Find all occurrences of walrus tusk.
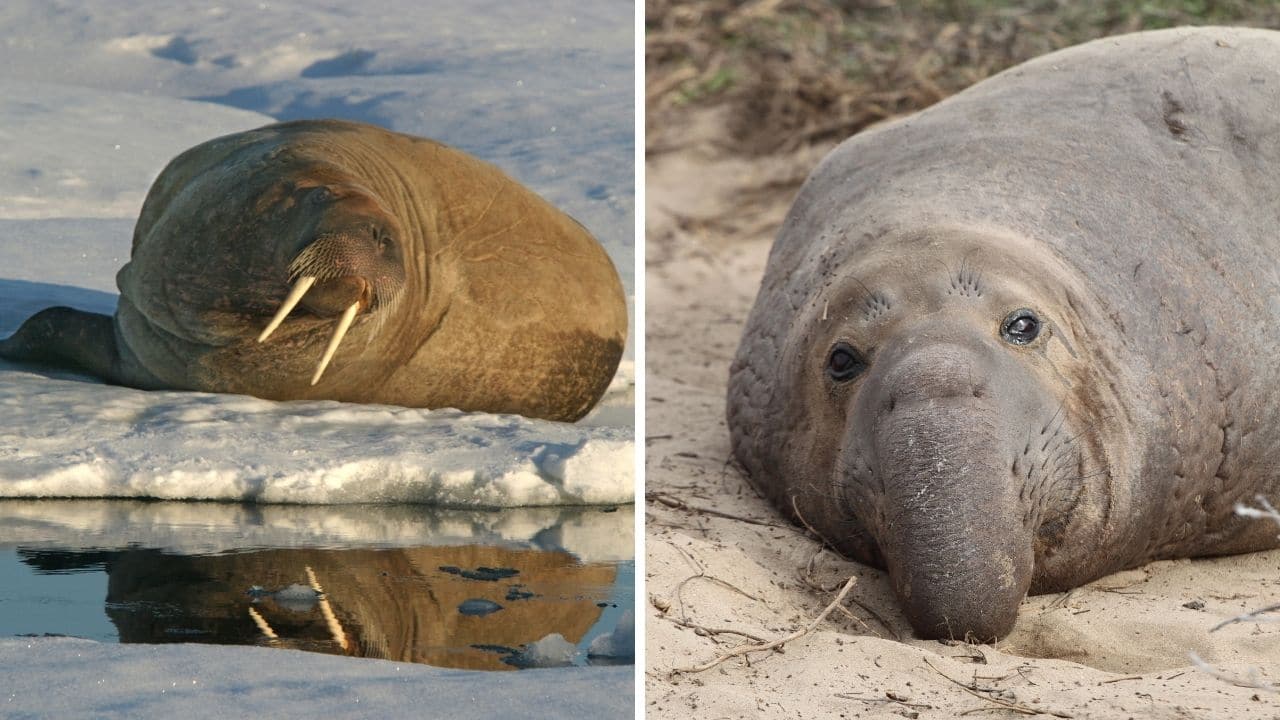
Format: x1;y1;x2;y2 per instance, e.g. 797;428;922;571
257;275;317;342
311;301;359;385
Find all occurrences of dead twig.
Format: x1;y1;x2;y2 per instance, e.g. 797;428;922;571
1187;496;1280;693
1209;603;1280;633
1234;495;1280;528
1098;676;1143;685
666;616;769;644
673;573;857;674
790;494;836;549
835;692;933;711
852;596;901;641
1189;652;1277;693
789;496;902;641
924;658;1073;718
647;490;786;527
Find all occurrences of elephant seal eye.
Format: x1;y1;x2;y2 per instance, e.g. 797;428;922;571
827;342;867;382
1001;308;1041;345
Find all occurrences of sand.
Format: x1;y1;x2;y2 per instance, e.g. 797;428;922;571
644;108;1280;719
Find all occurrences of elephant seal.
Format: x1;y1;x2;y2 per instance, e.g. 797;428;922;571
0;119;626;422
727;27;1280;641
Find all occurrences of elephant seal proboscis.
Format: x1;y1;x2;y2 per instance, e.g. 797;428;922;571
728;27;1280;641
1;119;626;422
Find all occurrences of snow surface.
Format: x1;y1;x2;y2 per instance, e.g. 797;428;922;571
0;0;635;507
0;637;631;719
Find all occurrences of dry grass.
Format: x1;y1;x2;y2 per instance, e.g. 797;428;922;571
646;0;1280;155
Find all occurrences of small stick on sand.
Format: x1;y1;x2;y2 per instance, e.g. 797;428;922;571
1191;497;1280;693
1209;603;1280;633
667;616;770;644
673;573;857;674
1098;675;1143;685
647;491;785;527
1189;652;1277;693
790;495;902;641
924;658;1073;718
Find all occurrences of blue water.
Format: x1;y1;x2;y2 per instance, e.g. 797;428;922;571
0;551;116;641
0;500;634;671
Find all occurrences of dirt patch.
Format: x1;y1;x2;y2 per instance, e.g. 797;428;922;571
646;0;1280;155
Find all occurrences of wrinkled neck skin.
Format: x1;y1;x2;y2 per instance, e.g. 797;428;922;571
777;226;1155;641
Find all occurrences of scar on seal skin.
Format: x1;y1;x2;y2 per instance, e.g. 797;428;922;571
0;119;627;422
728;27;1280;641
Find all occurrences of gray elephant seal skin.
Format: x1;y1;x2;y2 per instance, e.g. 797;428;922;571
728;27;1280;641
0;119;627;422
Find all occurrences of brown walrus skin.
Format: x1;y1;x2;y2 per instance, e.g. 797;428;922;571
728;27;1280;641
0;119;626;422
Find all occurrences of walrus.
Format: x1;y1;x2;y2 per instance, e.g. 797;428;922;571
727;27;1280;641
0;119;626;422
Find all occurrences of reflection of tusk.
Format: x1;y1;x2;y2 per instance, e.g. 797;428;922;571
257;275;316;342
306;566;349;651
248;606;279;642
310;301;359;386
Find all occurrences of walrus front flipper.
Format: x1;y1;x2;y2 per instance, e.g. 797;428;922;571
0;306;128;384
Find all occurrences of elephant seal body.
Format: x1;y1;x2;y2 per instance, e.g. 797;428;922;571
728;27;1280;640
1;119;626;422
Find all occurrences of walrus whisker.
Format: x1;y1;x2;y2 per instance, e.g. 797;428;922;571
368;274;406;338
311;300;359;385
258;275;317;342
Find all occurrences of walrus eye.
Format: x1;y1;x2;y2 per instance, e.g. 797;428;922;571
827;342;867;382
306;186;334;206
1001;308;1041;345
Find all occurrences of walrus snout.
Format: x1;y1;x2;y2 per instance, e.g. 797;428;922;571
255;239;395;388
299;275;373;317
255;223;409;386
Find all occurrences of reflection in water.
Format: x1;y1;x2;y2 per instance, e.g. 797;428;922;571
3;501;634;671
